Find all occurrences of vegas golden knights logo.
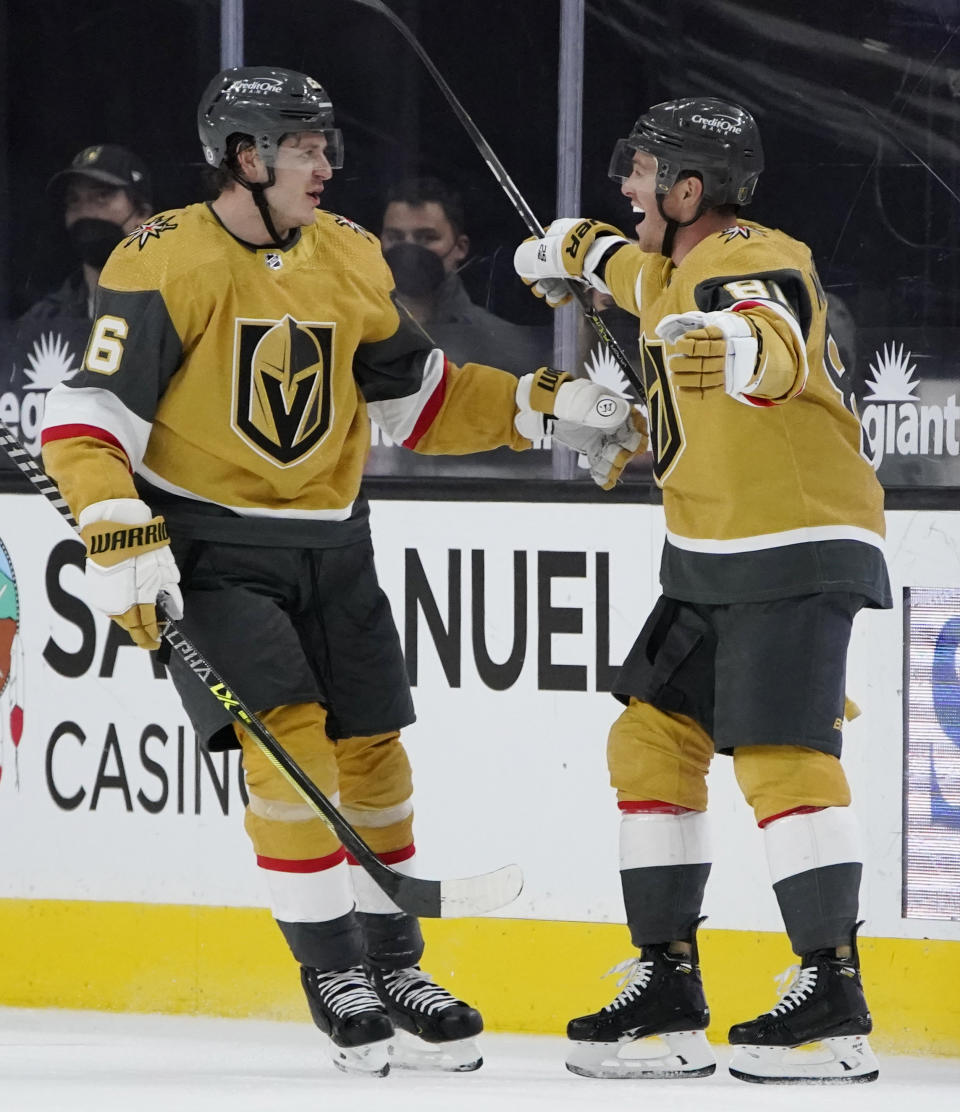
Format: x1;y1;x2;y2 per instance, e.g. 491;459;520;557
233;316;334;465
640;338;683;480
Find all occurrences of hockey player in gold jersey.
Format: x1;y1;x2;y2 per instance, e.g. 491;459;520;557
39;67;646;1077
515;98;888;1084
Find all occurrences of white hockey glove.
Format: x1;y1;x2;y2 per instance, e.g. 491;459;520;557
514;218;629;305
552;409;649;491
78;497;183;651
655;310;762;400
514;366;631;440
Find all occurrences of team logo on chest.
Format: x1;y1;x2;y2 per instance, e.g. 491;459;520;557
639;336;684;481
232;315;335;466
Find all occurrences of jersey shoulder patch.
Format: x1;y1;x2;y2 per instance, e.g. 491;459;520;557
315;210;393;291
101;204;207;292
316;209;377;245
328;211;375;241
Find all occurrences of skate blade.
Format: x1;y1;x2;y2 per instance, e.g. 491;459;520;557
729;1034;879;1084
389;1030;483;1072
566;1030;716;1079
329;1035;392;1077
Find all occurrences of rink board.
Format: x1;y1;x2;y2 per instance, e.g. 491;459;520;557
0;493;959;1053
1;897;958;1056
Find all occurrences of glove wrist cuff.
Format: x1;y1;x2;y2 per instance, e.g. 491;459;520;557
582;236;626;295
527;367;573;415
82;516;171;567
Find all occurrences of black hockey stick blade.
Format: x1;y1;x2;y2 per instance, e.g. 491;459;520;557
348;0;647;406
0;420;524;918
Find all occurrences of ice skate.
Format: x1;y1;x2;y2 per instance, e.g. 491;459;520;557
728;936;879;1084
565;944;715;1079
368;964;484;1071
300;965;394;1076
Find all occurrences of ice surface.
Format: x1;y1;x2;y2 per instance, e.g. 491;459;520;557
1;1007;958;1112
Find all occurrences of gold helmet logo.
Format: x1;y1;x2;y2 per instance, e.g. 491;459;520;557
234;315;334;465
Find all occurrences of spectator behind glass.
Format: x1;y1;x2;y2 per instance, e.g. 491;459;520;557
380;177;549;376
21;144;154;322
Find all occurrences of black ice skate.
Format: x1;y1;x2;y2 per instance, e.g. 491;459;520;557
565;943;715;1079
301;965;394;1076
368;964;484;1071
728;932;879;1084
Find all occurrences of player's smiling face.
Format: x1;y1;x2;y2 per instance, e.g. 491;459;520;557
620;151;665;253
269;131;334;230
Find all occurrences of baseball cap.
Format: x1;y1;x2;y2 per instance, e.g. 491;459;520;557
47;144;153;204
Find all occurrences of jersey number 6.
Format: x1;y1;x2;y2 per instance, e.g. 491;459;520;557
84;315;129;375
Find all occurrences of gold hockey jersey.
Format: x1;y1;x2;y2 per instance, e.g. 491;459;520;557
604;220;890;606
41;203;528;545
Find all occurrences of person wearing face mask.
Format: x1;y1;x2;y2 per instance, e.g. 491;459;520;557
380;177;549;377
21;144;154;323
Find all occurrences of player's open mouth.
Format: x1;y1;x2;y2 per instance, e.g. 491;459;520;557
309;189;324;205
632;205;645;225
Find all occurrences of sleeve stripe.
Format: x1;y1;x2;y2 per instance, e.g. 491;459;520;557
366;347;447;446
402;357;450;449
41;423;128;454
41;384;152;469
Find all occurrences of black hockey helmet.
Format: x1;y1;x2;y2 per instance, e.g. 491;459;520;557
609;97;763;208
197;66;344;169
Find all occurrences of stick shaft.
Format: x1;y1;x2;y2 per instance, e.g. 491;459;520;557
351;0;646;404
0;421;451;916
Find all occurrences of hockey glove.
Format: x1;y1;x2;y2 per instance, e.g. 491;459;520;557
514;366;631;440
552;409;649;490
514;218;629;304
656;310;762;399
79;497;184;651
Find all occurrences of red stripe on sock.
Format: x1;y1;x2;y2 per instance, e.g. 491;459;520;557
256;847;346;873
758;805;825;829
618;800;696;815
345;843;415;867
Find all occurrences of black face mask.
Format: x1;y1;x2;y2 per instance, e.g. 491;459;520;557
68;218;126;270
383;242;447;298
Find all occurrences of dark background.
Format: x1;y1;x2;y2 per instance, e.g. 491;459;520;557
2;0;960;496
4;0;960;330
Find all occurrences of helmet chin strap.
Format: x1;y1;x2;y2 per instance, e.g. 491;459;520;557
229;165;294;248
656;193;706;258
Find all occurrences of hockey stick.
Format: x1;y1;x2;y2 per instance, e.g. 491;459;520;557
349;0;647;406
0;421;522;919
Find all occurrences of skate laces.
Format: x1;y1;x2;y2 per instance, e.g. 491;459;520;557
768;963;818;1015
601;957;654;1012
311;966;384;1018
381;967;460;1015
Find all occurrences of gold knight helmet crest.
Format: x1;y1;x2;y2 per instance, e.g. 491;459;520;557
248;313;329;451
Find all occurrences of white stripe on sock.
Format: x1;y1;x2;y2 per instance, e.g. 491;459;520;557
763;806;863;884
619;810;711;870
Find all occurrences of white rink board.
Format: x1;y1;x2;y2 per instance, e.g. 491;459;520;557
0;491;958;943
